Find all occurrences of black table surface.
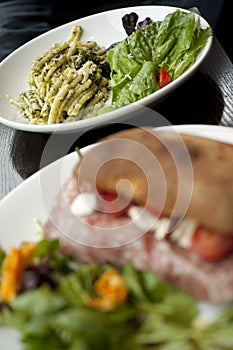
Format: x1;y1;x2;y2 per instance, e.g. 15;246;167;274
0;36;233;200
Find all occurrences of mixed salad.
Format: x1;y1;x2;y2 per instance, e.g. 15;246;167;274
1;233;233;350
105;10;211;111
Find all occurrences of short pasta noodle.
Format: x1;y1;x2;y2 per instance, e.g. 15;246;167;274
10;25;111;125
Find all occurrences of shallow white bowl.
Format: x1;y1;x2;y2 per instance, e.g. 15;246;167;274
0;6;213;133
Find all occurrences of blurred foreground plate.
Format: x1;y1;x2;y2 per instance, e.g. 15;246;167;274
1;124;231;349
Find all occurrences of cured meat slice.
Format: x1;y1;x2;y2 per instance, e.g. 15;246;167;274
44;176;233;304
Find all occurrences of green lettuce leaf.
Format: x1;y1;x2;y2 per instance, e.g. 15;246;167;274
107;9;212;106
111;61;159;105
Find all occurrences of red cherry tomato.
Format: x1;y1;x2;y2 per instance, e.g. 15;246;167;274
159;68;172;88
98;190;131;216
191;226;233;261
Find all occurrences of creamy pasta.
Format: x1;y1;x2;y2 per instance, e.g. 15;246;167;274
10;25;110;124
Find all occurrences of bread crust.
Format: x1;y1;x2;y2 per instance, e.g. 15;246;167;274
75;127;233;235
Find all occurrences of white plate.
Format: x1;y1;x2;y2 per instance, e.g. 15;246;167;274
1;124;232;349
0;6;213;133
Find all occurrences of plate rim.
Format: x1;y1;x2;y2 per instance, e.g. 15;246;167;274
0;123;232;206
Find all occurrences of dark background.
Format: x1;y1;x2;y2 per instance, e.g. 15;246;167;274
0;0;232;63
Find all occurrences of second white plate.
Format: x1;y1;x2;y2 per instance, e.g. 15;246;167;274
0;124;233;349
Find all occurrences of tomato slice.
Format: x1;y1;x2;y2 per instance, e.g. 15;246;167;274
98;190;131;216
159;68;172;88
191;226;233;261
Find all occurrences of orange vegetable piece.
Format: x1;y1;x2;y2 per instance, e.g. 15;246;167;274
89;268;128;311
0;242;36;302
0;248;23;302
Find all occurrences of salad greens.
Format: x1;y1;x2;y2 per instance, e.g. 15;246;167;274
107;9;212;108
0;246;5;268
1;237;233;349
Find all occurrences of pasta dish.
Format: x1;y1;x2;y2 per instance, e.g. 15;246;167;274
10;25;110;124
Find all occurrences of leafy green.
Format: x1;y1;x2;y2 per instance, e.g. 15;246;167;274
111;61;159;105
75;146;84;159
1;238;233;350
0;245;5;270
8;286;66;318
107;9;212;107
35;237;77;274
